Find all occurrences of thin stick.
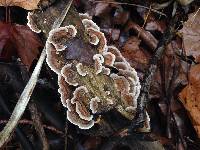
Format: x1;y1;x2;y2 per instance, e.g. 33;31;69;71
189;7;200;27
5;6;7;22
0;119;63;135
93;0;167;17
138;5;152;38
8;7;10;23
29;102;49;150
129;14;181;132
0;48;46;147
0;0;74;147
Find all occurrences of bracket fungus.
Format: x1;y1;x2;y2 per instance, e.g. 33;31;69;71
44;13;144;129
27;12;41;33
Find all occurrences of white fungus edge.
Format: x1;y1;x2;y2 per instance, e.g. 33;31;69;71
89;96;101;114
58;75;67;107
79;13;92;20
27;12;41;33
102;66;110;75
89;34;100;45
87;27;107;53
46;43;61;75
93;54;104;74
47;25;77;51
75;102;93;121
103;52;116;66
67;110;95;129
71;86;89;104
82;19;100;31
76;63;88;76
61;64;79;86
110;73;131;93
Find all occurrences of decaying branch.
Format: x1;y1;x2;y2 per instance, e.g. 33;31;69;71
0;0;73;147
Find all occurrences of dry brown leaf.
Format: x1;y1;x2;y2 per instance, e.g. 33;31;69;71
179;10;200;63
179;64;200;137
145;20;166;33
125;21;158;50
94;2;111;16
0;0;40;10
121;36;150;71
113;9;129;25
150;43;188;99
0;22;42;69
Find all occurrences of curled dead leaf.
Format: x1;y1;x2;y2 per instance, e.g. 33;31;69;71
0;0;40;10
179;64;200;137
125;21;158;50
0;22;42;69
179;10;200;63
121;36;150;71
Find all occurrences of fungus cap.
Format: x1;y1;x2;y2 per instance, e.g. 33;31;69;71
46;43;65;74
27;12;41;33
61;64;79;86
45;13;143;130
47;25;77;51
103;52;116;66
90;96;101;113
82;19;100;31
79;13;92;20
93;54;104;74
76;63;88;76
67;101;95;129
58;75;71;107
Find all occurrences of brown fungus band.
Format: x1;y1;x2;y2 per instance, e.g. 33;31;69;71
41;13;145;129
27;12;41;33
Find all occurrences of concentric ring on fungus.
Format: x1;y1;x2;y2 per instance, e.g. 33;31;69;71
43;13;146;130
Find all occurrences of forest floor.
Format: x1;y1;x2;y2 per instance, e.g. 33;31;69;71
0;0;200;150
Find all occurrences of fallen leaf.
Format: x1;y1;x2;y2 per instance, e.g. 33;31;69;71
0;0;40;10
121;36;150;71
149;41;188;99
94;2;111;17
113;8;130;25
179;64;200;137
101;28;120;41
0;22;42;69
179;10;200;63
145;20;166;33
137;7;166;33
125;21;158;50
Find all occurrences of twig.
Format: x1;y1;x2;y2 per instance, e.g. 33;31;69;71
29;102;49;150
0;119;63;135
0;0;74;147
64;120;68;150
129;14;183;131
0;49;46;147
160;55;187;147
152;0;173;10
18;54;49;150
34;98;65;131
0;94;34;150
126;21;158;50
138;4;152;38
93;0;167;17
189;7;200;27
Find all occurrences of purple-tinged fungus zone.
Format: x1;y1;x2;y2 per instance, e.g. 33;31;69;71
43;13;145;130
